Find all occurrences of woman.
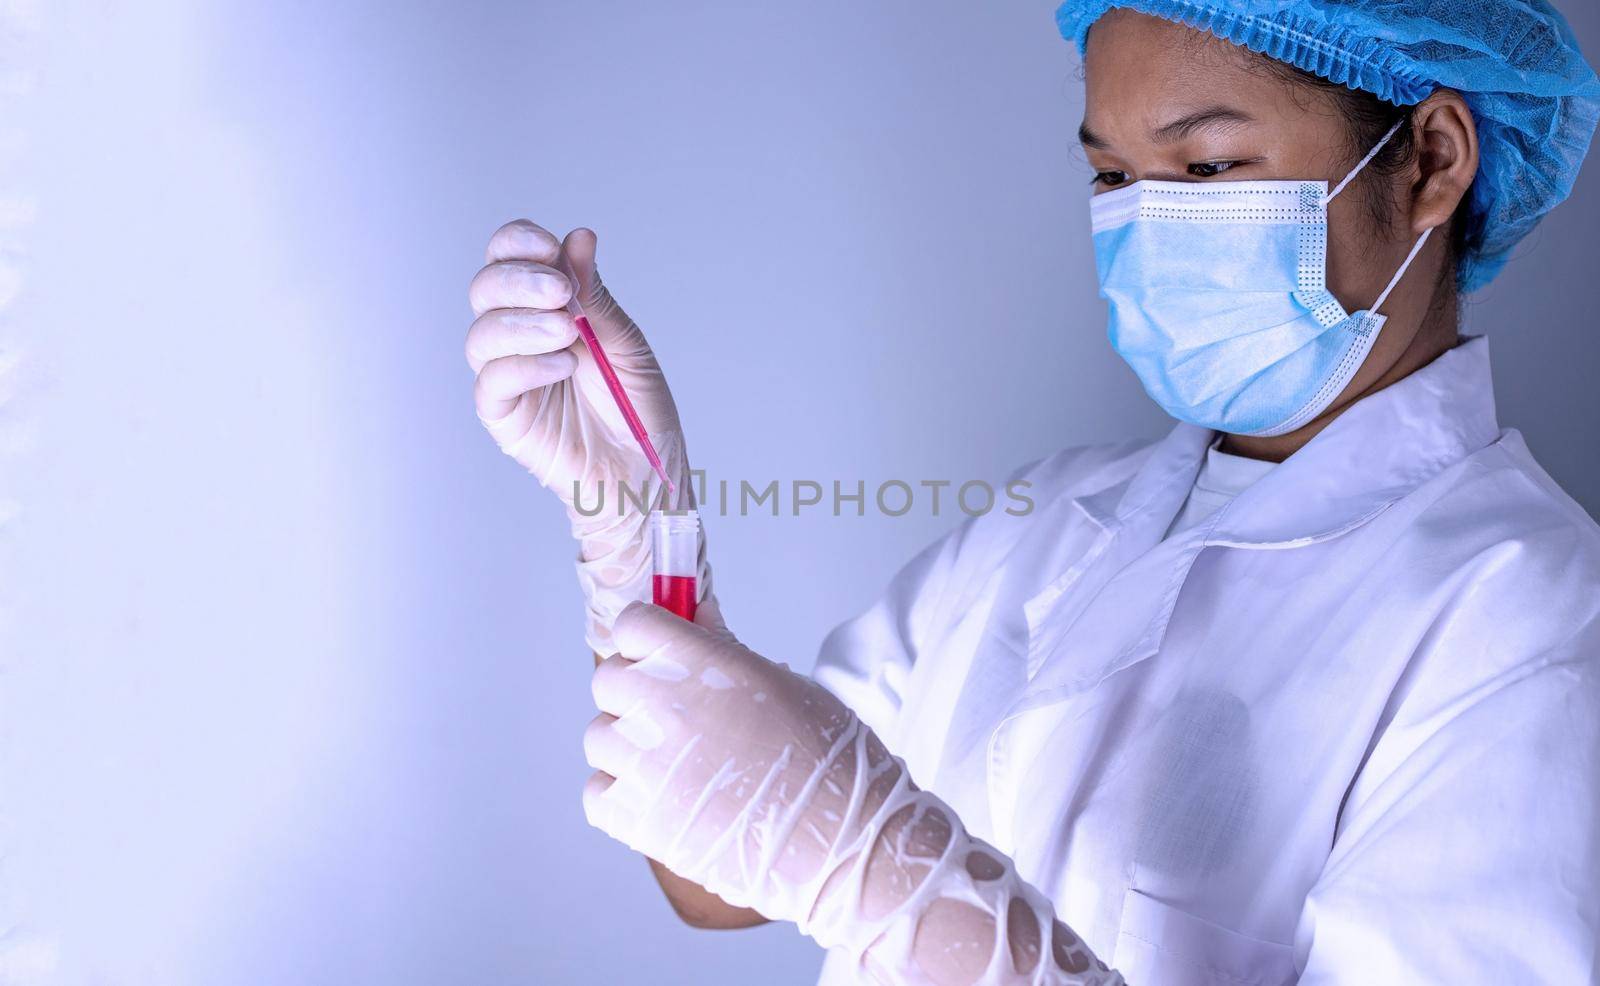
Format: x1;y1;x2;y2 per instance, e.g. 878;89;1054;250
465;2;1600;983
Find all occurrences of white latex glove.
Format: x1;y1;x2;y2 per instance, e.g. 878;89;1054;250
585;603;1124;986
466;221;707;651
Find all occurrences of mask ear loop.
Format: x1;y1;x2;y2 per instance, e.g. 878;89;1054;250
1369;226;1435;317
1320;116;1408;207
1318;113;1437;317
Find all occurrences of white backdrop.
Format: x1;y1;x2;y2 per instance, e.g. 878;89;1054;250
4;2;1597;984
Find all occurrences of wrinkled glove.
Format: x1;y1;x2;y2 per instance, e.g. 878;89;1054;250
466;221;707;651
584;603;1123;986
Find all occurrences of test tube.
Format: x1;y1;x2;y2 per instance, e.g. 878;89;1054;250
650;510;699;622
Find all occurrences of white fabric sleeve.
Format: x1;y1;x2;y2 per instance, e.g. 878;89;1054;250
1296;632;1600;983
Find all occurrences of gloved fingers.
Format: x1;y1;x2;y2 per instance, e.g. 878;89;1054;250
592;653;629;713
613;600;712;660
583;768;661;845
474;351;578;421
585;713;627;774
586;709;670;771
596;760;666;821
592;651;668;717
582;770;629;836
465;308;580;372
485;219;561;265
478;391;538;452
692;593;737;642
559;228;650;356
559;227;601;306
468;259;573;317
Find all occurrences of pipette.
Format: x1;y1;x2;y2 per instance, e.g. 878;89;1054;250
560;257;675;493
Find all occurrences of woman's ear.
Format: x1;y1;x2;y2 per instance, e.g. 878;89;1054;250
1409;89;1479;235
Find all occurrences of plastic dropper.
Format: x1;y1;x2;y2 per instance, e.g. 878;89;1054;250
560;256;675;493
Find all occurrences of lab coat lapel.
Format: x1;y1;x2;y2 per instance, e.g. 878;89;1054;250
1020;424;1212;702
1019;528;1209;711
1015;338;1503;711
987;427;1210;850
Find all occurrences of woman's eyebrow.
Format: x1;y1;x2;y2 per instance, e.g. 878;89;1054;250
1151;106;1256;143
1079;106;1256;150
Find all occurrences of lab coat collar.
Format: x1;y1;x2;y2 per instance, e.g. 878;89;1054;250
1069;424;1212;534
1009;338;1501;724
1081;336;1502;549
1206;336;1500;547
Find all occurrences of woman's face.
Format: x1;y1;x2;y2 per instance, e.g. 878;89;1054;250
1080;11;1449;443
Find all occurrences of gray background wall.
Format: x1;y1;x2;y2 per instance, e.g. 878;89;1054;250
5;2;1596;984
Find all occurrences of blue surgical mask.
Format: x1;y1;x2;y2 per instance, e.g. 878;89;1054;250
1090;121;1434;437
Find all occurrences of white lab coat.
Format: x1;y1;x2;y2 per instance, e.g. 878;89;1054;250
813;338;1600;985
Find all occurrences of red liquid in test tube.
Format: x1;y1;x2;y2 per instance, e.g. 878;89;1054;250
652;575;697;620
650;510;699;622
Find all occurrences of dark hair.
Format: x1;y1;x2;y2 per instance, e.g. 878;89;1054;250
1263;60;1474;291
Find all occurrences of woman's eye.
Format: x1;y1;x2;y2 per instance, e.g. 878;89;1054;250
1188;161;1238;178
1092;170;1130;188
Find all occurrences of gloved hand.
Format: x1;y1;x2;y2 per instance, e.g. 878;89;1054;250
585;603;1123;986
466;221;706;651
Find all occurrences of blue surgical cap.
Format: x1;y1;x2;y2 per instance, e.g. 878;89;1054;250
1055;0;1600;292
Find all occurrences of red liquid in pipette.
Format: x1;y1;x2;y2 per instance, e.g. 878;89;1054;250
653;575;697;622
573;313;675;493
